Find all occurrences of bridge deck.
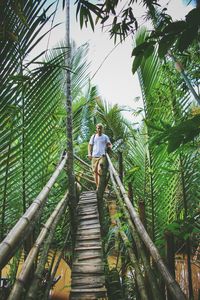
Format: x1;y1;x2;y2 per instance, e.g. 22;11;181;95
70;191;107;300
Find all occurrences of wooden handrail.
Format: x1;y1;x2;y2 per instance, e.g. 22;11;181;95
0;153;68;269
106;153;186;300
8;192;68;300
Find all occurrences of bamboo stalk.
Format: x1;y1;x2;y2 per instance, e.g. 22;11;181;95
0;153;68;270
43;234;69;300
168;51;200;105
106;154;186;300
74;154;92;169
118;222;148;300
26;195;67;300
7;192;68;300
65;0;77;246
109;171;162;300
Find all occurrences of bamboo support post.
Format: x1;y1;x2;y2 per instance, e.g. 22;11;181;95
26;194;68;300
43;235;69;300
109;171;163;300
119;222;148;300
74;154;92;169
0;153;68;270
168;51;200;105
165;230;175;300
7;192;68;300
106;154;186;300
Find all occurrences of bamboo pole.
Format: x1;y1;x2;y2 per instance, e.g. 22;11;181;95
7;192;68;300
0;152;68;270
168;51;200;105
109;171;163;300
106;154;186;300
65;0;77;244
43;234;69;300
118;222;148;300
74;154;92;169
26;194;68;300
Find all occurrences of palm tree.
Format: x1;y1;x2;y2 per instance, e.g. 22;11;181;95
132;25;200;298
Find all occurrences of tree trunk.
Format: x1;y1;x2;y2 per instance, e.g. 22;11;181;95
65;0;77;244
110;171;163;300
165;230;175;300
128;182;133;203
179;155;193;299
118;151;123;183
106;154;186;300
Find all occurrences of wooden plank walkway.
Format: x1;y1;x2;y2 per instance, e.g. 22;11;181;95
70;191;107;300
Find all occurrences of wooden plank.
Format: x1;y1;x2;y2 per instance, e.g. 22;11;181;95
75;246;101;251
80;196;97;200
78;200;97;205
76;231;101;238
72;276;105;286
79;215;98;220
71;288;107;293
76;235;101;240
77;258;102;264
72;267;104;274
79;219;99;225
77;254;102;260
70;294;103;300
78;224;100;230
77;209;97;214
71;190;107;299
75;244;102;249
78;211;97;216
74;250;102;258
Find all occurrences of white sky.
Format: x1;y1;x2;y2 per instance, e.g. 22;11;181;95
37;0;193;123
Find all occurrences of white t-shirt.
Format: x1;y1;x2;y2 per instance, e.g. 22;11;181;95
89;134;111;157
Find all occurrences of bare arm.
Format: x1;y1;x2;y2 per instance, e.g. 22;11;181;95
88;143;92;160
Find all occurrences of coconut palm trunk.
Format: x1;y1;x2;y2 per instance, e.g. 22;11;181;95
65;0;77;241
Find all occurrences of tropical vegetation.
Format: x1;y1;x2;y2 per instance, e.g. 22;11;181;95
0;0;199;299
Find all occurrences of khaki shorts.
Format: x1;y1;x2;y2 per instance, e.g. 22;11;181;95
92;156;106;176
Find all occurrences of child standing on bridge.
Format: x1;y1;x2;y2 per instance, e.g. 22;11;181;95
88;123;112;187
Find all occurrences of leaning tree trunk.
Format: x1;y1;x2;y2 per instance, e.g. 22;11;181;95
65;0;77;244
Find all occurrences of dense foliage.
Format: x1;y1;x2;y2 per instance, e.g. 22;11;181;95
0;0;199;299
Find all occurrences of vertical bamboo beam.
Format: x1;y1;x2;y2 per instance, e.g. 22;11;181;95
168;51;200;105
128;182;133;203
97;158;109;236
65;0;77;243
109;171;163;300
165;230;175;300
118;151;123;183
106;154;186;300
179;155;193;299
138;200;147;230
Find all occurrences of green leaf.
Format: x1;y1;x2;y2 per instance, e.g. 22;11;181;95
163;21;187;34
176;28;198;52
158;35;176;58
87;10;94;31
144;44;154;58
80;5;84;29
7;31;18;42
132;54;143;74
183;233;190;240
186;8;200;27
167;135;182;153
131;42;149;56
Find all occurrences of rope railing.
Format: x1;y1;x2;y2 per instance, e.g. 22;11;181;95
106;153;187;300
0;152;68;270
